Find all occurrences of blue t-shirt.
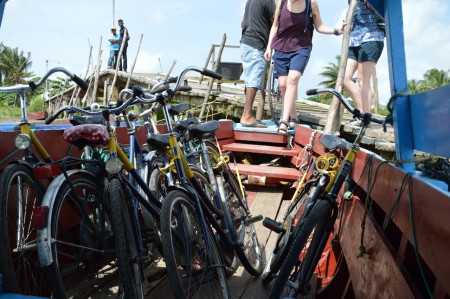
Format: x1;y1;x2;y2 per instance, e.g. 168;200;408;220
350;1;384;47
109;33;120;50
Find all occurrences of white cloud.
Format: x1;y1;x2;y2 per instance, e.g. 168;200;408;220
134;51;162;73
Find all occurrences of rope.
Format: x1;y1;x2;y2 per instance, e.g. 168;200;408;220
383;90;409;132
0;148;21;165
357;160;390;257
383;173;434;299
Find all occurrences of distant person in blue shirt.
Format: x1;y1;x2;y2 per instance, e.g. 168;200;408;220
108;26;120;69
343;0;385;126
118;19;130;72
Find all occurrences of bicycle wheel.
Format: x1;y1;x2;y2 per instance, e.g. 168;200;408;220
149;166;169;202
47;175;119;298
261;182;317;285
108;178;143;299
161;190;230;299
269;200;333;299
220;169;263;276
0;164;51;296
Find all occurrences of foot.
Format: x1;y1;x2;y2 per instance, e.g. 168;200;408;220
278;120;289;135
289;117;298;130
240;118;267;128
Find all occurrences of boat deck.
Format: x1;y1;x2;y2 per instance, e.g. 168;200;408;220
143;188;294;298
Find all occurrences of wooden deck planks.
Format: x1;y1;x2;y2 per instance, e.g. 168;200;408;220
228;188;285;298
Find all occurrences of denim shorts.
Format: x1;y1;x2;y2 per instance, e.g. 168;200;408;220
348;41;384;63
240;43;266;90
273;47;312;77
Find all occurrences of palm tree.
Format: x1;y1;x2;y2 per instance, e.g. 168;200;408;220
0;45;33;106
319;55;341;89
407;79;423;94
422;68;450;89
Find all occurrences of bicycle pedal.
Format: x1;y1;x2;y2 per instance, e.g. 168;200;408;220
245;214;263;224
262;217;285;234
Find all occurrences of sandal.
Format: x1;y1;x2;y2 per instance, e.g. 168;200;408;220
289;116;299;130
278;120;289;135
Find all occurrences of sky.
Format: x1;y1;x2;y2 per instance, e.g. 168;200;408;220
1;0;450;105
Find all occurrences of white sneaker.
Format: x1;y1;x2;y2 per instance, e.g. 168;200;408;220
348;119;363;127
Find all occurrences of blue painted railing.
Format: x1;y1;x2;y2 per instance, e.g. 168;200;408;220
368;0;450;180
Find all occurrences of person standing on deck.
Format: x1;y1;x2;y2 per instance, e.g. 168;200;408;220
343;0;385;127
118;19;130;72
108;26;120;69
265;0;345;134
240;0;276;128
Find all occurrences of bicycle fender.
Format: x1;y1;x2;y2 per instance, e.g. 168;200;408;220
8;158;33;169
167;184;196;198
36;169;99;267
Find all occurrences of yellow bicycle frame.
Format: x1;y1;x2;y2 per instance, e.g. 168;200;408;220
324;145;359;192
20;123;51;162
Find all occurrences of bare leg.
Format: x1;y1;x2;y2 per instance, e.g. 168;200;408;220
240;87;265;126
359;61;376;113
343;58;361;111
279;70;301;132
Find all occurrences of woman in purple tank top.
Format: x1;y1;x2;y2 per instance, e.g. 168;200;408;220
265;0;345;135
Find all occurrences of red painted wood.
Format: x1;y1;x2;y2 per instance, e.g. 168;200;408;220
234;131;288;144
222;143;299;157
229;163;299;180
216;120;234;140
339;198;416;298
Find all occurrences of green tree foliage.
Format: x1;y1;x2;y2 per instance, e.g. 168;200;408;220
408;68;450;94
48;76;73;97
0;43;34;106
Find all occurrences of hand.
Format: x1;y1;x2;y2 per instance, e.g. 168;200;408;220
338;22;347;34
264;49;272;61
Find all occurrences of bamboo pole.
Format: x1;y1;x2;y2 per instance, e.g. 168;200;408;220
324;0;357;133
108;29;128;103
199;33;227;119
125;34;143;89
164;59;177;81
91;36;103;105
70;44;93;107
199;45;215;84
372;66;380;114
158;58;163;73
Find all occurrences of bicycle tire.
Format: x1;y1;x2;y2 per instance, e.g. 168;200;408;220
47;175;119;298
221;169;263;276
205;141;262;275
108;178;143;299
261;183;316;285
269;200;332;299
0;164;51;296
161;190;230;299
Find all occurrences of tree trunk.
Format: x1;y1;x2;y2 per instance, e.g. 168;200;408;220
372;66;380;114
324;0;358;133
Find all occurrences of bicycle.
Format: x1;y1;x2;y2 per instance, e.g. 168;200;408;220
0;67;88;296
144;67;263;299
35;68;232;298
267;88;384;298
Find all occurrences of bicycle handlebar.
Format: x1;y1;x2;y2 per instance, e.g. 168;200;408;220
45;66;220;124
306;88;384;124
0;67;88;94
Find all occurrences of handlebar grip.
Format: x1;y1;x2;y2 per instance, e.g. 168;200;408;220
166;77;178;84
150;84;170;94
306;89;318;96
72;75;89;91
200;68;222;80
45;114;58;125
178;86;192;92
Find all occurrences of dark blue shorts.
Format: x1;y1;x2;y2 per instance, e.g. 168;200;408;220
348;41;384;63
273;47;312;77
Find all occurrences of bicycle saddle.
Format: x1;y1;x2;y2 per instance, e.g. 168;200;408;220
63;124;109;148
69;115;106;126
168;103;189;116
320;134;350;151
187;121;219;135
173;117;199;132
146;132;179;148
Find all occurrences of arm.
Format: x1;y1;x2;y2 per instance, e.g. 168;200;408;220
311;0;345;35
264;0;282;61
